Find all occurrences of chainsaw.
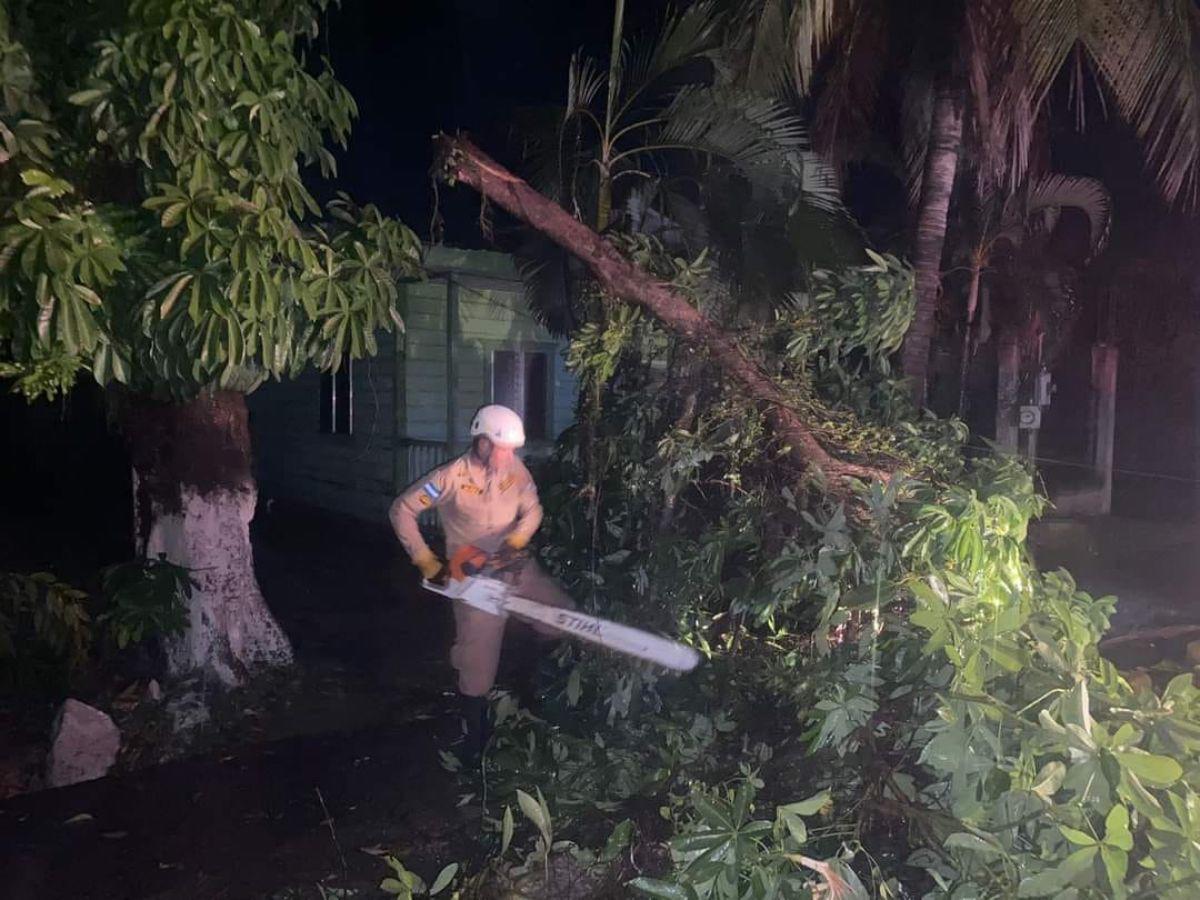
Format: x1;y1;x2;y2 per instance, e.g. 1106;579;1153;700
422;546;700;673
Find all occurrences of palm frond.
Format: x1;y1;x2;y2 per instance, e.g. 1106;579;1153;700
567;52;605;119
508;105;594;208
1087;0;1200;206
785;0;857;95
620;0;725;112
653;85;806;175
784;146;844;214
731;0;794;94
810;0;889;163
1010;0;1200;207
963;0;1038;193
514;236;577;337
1023;173;1112;256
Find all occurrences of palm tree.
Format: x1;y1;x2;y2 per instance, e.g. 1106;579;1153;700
731;0;1200;407
510;0;853;331
528;0;827;232
952;174;1112;417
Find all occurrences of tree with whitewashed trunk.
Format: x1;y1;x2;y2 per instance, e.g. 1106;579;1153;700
0;1;421;684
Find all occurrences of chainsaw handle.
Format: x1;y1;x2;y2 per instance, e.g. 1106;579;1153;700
448;545;490;581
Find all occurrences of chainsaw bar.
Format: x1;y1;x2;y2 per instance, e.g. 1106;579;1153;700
423;576;700;672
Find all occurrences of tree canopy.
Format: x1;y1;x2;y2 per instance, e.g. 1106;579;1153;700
0;0;421;402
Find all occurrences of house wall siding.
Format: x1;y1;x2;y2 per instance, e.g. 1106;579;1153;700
249;331;398;523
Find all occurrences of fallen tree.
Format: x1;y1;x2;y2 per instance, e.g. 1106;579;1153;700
432;135;887;487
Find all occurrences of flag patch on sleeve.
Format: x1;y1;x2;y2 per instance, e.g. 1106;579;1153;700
423;482;442;501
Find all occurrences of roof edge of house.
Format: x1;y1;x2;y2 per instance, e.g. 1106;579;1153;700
422;244;520;281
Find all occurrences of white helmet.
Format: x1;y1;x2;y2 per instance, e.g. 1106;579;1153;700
470;404;525;448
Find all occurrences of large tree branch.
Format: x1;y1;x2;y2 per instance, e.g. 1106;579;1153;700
433;134;886;486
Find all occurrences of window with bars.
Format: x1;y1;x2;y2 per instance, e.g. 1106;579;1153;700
492;349;549;441
319;355;353;435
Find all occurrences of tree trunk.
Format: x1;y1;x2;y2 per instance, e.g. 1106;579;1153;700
123;390;292;686
433;135;886;487
956;249;984;418
903;83;963;408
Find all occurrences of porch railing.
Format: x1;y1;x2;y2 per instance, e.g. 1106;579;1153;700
395;438;456;532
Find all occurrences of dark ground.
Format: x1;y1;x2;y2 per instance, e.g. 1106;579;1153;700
1030;515;1200;632
0;506;518;900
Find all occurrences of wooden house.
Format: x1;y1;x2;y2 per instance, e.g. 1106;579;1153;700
249;246;577;522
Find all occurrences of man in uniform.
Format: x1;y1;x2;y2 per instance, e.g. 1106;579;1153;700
389;404;573;760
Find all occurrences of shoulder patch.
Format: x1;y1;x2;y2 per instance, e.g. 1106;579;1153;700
498;475;516;493
422;482;442;501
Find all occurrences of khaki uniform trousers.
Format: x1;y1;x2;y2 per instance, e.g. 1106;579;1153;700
448;558;574;697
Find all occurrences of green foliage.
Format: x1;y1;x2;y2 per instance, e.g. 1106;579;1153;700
0;556;194;690
0;0;421;401
788;250;916;365
379;857;459;899
0;349;84;400
876;568;1200;899
630;776;875;900
97;555;191;649
0;570;91;689
433;233;1200;900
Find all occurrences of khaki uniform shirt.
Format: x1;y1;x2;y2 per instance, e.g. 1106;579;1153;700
390;453;544;560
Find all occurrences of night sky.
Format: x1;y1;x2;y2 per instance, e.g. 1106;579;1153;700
318;0;665;245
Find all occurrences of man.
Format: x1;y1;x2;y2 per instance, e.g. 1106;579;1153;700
389;404;572;760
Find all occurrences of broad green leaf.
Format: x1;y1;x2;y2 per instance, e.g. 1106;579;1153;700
1104;805;1133;851
628;877;694;899
945;832;1005;855
500;805;514;856
777;790;832;819
160;273;193;318
429;862;458;895
378;877;410;898
601;819;634;862
782;812;807;845
1058;845;1099;881
670;831;733;854
68;88;107;105
1058;826;1096;847
566;665;582;707
691;795;733;830
1100;846;1128;893
1018;868;1065;897
1113;750;1183;787
982;640;1024;672
516;789;551;846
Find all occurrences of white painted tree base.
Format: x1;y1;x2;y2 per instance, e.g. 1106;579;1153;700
138;479;293;686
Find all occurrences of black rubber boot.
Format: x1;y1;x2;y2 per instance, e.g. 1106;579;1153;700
460;694;491;766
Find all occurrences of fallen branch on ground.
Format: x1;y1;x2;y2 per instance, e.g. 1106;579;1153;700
432;134;890;488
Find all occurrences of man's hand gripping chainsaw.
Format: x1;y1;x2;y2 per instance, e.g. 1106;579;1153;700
423;545;700;673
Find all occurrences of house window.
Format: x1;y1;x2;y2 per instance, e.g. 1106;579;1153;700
319;356;352;435
492;349;549;441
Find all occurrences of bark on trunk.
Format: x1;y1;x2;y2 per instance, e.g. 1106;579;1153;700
903;84;963;408
124;390;292;686
434;135;885;486
956;250;985;418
